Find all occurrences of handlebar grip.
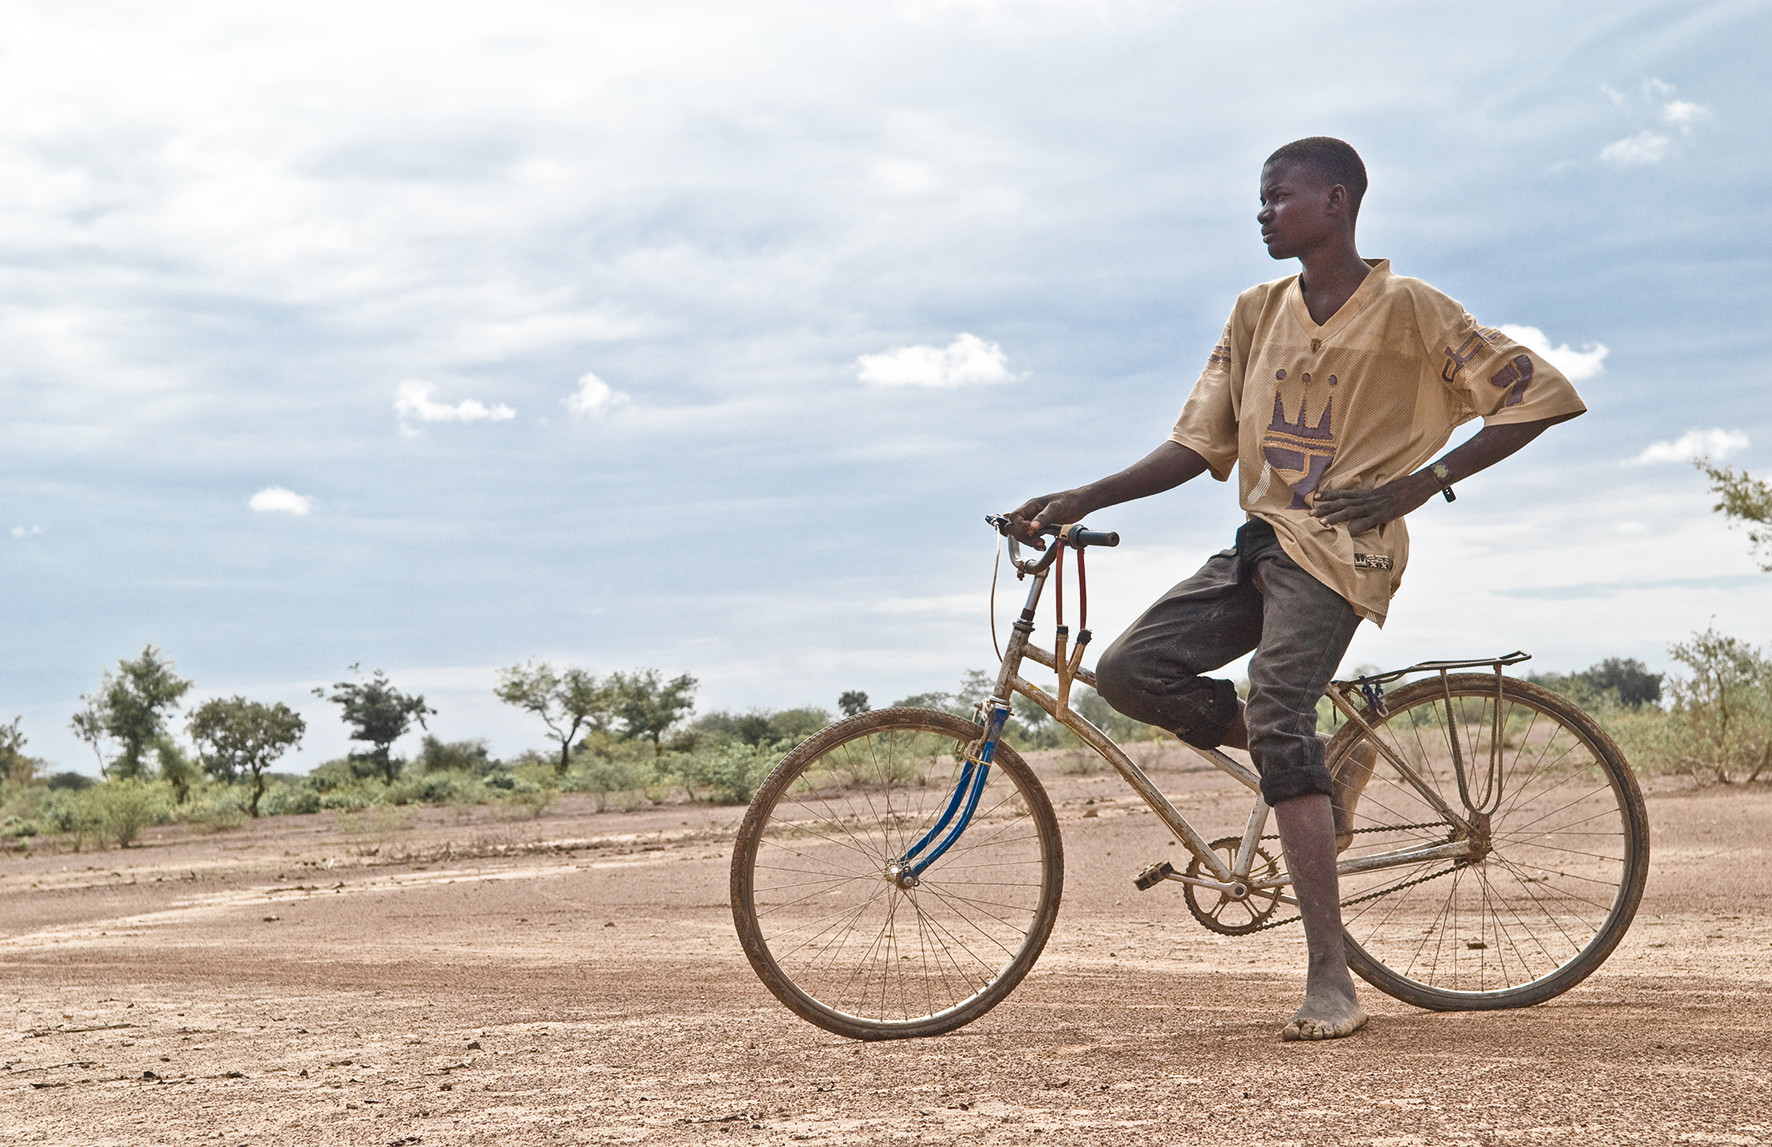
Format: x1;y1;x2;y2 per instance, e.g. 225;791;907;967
1058;524;1119;548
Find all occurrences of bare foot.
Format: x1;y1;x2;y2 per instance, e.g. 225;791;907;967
1281;998;1368;1042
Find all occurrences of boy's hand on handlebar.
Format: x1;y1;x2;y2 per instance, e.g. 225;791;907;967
1003;490;1094;547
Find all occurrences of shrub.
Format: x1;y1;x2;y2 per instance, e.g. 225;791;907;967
388;770;484;807
0;780;52;832
262;781;322;816
678;740;780;805
175;784;250;833
308;756;386;791
1659;628;1772;783
318;782;385;811
1;814;38;839
497;765;558;818
41;788;98;848
569;755;652;812
89;780;173;848
46;771;94;791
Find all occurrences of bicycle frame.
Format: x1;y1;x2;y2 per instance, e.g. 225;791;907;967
898;548;1507;899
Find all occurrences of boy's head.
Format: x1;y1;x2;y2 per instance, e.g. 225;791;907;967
1263;137;1367;220
1258;137;1367;260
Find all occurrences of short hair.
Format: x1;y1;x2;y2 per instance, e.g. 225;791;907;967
1264;137;1368;220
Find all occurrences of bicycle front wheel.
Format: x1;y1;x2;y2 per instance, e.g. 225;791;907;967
1327;675;1649;1010
730;707;1063;1040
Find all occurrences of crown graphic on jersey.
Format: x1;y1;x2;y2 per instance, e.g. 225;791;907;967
1269;392;1333;441
1261;391;1337;510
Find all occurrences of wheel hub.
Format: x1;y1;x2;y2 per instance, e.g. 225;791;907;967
884;860;919;889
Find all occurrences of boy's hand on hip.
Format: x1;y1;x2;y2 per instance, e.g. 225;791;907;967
1310;475;1434;535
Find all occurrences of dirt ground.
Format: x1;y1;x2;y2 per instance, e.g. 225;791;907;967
4;744;1770;1146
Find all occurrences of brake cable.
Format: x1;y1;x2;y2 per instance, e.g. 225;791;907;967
989;533;1004;663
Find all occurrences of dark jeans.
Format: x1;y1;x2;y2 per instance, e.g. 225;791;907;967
1094;519;1362;806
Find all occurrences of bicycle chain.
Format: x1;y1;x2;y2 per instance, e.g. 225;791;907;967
1236;821;1461;934
1255;819;1453;841
1243;859;1466;934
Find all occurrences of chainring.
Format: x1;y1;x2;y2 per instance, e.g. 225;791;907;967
1183;835;1283;935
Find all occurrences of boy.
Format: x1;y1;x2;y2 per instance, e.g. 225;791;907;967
1002;137;1585;1041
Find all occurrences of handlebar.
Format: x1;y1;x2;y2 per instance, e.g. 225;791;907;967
985;514;1119;576
985;514;1119;549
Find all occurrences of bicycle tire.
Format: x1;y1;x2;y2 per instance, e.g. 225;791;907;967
730;707;1063;1040
1325;675;1649;1010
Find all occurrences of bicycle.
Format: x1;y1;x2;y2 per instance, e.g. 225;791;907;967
729;519;1651;1040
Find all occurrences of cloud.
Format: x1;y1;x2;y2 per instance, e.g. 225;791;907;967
1633;428;1749;465
248;486;316;514
1496;325;1609;381
1600;130;1671;166
856;333;1017;388
1642;77;1676;98
565;371;631;416
394;380;516;424
1598;83;1625;105
1662;99;1709;132
10;525;42;537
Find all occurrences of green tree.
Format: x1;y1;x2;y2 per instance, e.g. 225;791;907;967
1;716;39;784
494;662;611;775
1697;459;1772;569
1664;627;1772;784
312;666;432;783
837;691;870;718
1531;657;1665;710
608;669;697;755
1579;657;1663;707
70;645;193;779
415;735;494;775
154;737;201;805
188;697;308;816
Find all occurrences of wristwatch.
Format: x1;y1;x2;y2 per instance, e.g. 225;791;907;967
1430;462;1456;503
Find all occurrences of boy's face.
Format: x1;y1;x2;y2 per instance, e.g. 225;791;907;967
1257;160;1343;261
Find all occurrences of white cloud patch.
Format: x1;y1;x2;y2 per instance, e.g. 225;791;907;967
856;333;1018;388
1600;130;1671;166
1662;99;1709;131
1495;325;1610;382
249;486;316;514
394;380;516;425
565;371;631;416
1597;78;1709;165
10;525;42;537
1633;428;1749;465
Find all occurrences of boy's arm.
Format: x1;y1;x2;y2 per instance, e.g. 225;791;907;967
1005;440;1211;543
1311;412;1578;535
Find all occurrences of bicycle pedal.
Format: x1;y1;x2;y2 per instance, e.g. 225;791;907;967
1133;860;1176;892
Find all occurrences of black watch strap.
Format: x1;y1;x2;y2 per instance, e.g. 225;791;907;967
1430;462;1456;503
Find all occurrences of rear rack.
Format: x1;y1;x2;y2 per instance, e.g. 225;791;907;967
1337;650;1531;688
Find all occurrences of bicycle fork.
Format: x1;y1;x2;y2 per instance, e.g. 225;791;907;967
889;558;1052;887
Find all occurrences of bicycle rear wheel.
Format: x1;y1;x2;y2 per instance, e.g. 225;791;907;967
1326;675;1649;1010
730;707;1063;1040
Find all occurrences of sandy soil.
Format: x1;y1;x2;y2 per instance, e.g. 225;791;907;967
4;744;1770;1146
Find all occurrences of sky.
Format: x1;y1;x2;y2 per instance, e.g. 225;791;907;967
3;0;1769;774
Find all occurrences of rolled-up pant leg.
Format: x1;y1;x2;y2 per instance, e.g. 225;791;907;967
1242;531;1364;806
1094;519;1363;806
1093;534;1263;751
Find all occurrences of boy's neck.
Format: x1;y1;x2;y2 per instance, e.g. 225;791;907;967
1296;241;1371;326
